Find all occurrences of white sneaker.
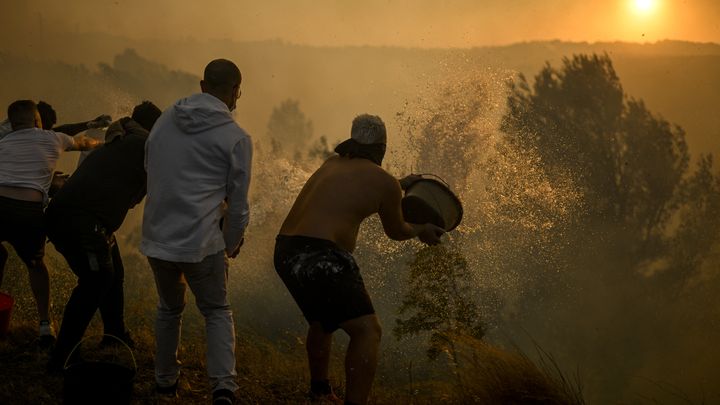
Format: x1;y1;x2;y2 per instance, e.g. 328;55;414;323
39;320;55;337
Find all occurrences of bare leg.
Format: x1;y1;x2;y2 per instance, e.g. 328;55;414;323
339;314;382;405
307;321;333;381
27;259;51;323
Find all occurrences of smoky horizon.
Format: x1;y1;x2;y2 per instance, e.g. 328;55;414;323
1;2;719;404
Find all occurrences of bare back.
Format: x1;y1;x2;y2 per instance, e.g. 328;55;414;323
279;156;408;252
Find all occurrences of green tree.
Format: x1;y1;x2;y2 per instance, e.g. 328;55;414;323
394;245;485;364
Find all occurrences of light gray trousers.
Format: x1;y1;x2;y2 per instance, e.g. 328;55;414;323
148;251;239;393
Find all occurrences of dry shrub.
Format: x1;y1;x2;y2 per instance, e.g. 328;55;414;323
452;335;585;405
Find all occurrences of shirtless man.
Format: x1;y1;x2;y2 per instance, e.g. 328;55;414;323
275;114;444;405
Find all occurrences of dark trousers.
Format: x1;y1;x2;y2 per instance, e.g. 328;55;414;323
47;215;126;363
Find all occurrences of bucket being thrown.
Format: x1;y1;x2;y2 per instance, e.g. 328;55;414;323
0;292;14;338
401;174;463;231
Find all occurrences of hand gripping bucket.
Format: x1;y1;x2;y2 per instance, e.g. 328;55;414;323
63;335;136;405
401;174;463;231
0;292;13;338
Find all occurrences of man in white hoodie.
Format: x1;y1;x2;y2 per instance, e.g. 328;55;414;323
141;59;251;404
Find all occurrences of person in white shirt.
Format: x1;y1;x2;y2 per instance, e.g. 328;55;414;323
0;100;100;344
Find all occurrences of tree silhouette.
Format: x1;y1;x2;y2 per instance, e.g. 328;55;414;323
665;155;720;286
404;80;490;191
307;135;336;161
99;48;198;108
266;99;314;159
501;54;690;251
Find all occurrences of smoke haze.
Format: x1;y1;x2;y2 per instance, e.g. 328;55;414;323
1;3;720;404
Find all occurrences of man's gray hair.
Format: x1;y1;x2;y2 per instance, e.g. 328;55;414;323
351;114;386;145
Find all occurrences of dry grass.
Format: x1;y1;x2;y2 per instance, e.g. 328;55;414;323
0;319;588;405
450;334;585;405
0;322;589;405
0;249;320;404
0;248;587;404
0;320;323;404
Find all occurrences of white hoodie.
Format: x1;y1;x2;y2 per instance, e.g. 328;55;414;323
141;93;252;263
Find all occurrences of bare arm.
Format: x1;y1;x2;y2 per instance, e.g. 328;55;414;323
68;135;102;151
378;177;418;240
378;176;444;245
54;115;112;136
53;122;90;136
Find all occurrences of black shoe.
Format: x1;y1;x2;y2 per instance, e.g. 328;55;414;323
212;389;235;404
155;380;178;398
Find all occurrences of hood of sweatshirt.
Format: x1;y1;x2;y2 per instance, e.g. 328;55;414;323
172;93;234;134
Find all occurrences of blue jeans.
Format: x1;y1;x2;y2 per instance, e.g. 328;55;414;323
148;251;238;393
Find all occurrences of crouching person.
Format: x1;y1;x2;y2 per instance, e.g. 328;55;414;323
275;114;445;404
46;101;162;372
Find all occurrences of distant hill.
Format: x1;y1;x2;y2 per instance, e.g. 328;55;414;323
1;32;719;159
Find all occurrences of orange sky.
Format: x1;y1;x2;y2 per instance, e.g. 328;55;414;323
4;0;720;47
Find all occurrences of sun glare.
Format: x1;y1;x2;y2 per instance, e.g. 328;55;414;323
632;0;657;15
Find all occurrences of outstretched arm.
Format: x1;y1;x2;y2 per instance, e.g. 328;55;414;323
53;122;90;136
378;176;444;245
68;134;102;151
54;115;112;136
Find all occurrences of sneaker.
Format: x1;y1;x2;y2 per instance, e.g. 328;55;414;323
212;389;235;404
155;379;178;398
39;320;55;337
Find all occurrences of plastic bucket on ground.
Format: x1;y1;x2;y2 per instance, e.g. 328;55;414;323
63;335;136;405
0;292;14;338
401;174;463;231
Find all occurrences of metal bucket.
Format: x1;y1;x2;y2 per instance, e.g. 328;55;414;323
0;292;13;338
63;335;136;405
401;174;463;231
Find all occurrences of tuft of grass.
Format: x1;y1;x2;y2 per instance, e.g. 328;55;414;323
450;334;585;405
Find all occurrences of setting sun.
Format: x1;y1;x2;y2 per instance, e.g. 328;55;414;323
633;0;657;15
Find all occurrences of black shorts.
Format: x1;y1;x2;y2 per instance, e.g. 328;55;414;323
274;234;375;332
0;195;46;266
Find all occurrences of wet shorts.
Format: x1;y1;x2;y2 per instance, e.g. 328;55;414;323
0;195;46;267
274;234;375;332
